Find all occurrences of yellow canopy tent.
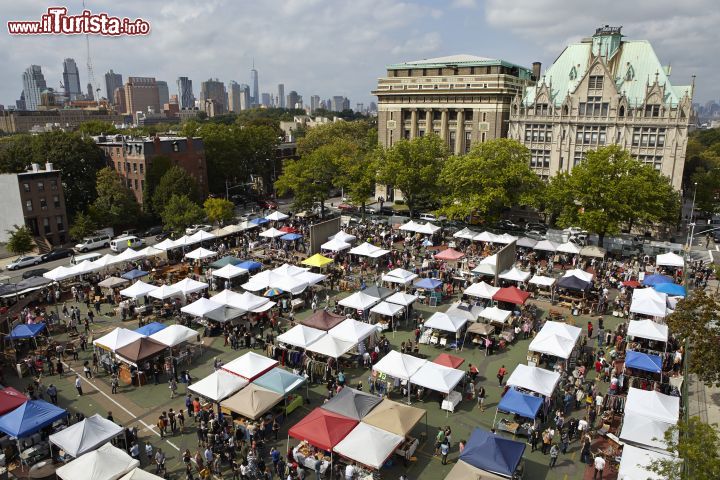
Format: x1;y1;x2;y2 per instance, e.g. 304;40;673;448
301;253;334;268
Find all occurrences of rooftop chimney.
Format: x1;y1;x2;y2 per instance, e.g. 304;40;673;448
532;62;542;81
31;163;39;173
45;162;53;171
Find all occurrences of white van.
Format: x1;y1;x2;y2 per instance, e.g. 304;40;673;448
110;235;144;253
75;234;112;252
71;252;102;265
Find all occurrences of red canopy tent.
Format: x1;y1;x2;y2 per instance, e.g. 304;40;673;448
622;280;641;288
434;248;465;261
0;387;27;415
492;286;530;305
433;353;465;369
280;226;298;234
288;407;358;451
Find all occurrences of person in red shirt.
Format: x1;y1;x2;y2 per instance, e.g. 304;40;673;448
587;321;594;340
497;365;507;386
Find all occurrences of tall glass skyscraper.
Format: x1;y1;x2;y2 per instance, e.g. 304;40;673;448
22;65;47;110
250;61;259;107
62;58;82;100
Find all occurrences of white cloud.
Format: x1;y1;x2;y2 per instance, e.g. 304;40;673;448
391;32;442;56
452;0;478;8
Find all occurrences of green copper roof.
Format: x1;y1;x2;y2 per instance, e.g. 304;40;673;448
524;38;692;107
388;54;532;76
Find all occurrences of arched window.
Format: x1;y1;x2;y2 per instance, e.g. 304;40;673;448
619;105;625;117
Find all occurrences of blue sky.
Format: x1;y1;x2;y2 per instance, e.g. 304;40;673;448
1;0;716;108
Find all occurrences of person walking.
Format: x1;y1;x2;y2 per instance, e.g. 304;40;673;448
75;375;83;396
476;385;486;411
593;454;606;479
169;378;178;399
497;365;507;386
46;384;58;404
440;440;450;465
111;374;119;394
549;443;559;467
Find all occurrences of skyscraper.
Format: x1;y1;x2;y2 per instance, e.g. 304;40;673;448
86;83;94;101
105;70;123;104
22;65;47;111
156;81;170;107
278;84;285;109
62;58;82;101
228;81;242;112
250;61;259;106
239;84;251;110
286;91;299;110
177;77;195;109
310;95;320;113
124;77;160;115
331;96;345;112
200;79;226;116
261;93;271;107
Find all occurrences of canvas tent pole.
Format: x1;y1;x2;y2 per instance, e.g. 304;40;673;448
492;408;499;428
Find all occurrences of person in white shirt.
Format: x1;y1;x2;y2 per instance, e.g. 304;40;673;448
345;462;357;479
578;418;588;434
593;454;606;479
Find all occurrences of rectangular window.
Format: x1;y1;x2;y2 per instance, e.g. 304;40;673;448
25;200;32;212
139;163;144;174
141;180;145;192
588;76;604;90
530;149;551;169
635;155;663;171
576;126;607;145
53;195;60;208
22;183;30;192
56;215;65;231
524;124;552;143
134;179;139;190
632;127;666;148
43;217;51;235
464;132;472;153
40;198;47;211
573;152;585;166
50;180;57;190
37;181;44;192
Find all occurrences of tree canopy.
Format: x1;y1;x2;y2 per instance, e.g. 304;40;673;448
88;168;141;230
77;120;119;136
439;138;542;220
151;166;200;219
649;416;720;480
161;194;205;234
204;198;235;225
545;145;679;244
69;211;97;241
6;225;35;255
142;155;172;216
296;120;376;156
376;134;448;216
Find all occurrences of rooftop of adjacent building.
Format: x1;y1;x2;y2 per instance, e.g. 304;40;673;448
92;134;203;145
16;162;59;177
386;54;532;75
524;25;693;107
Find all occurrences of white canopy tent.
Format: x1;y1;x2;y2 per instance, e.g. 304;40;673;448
627;319;669;342
453;227;478;240
305;335;355;358
534;240;560;252
370;301;405;317
373;350;426;381
265;210;289;221
618;444;679;480
119;469;164;480
329;230;357;243
320;238;352;252
93;328;145;352
625;388;679;423
212;264;249;279
557;242;581;254
185;247;217;260
277;325;326;349
473;231;499;243
172;235;195;248
148;284;183;300
270;273;309;295
153;238;177;251
172;277;209;295
563;269;594;282
399;220;423;232
499;267;531;283
349;242;389;258
409;362;464;394
49;414;124;458
149;324;199;347
43;265;76;281
55;443;139;480
138;246;164;258
529;275;556;287
333;423;404;470
445;302;483;322
386;292;418;307
464;281;500;299
233;291;272;312
119;281;156;300
494;233;518;244
517;237;538;248
110;248;144;264
415;222;441;235
181;298;225;318
210;289;249;309
506;364;561;397
70;260;98;275
339;291;381;311
259;227;285;239
478;306;512;324
381;268;418;285
630;288;668;318
424;311;468;333
240;270;273;292
656;252;684;268
221;352;278;381
528;321;582;359
188;369;248;402
329;319;379;343
619;414;675;452
471;254;497;276
97;277;128;289
188;230;216;243
91;254;117;270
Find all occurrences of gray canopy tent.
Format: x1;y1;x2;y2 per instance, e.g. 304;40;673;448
320;387;383;421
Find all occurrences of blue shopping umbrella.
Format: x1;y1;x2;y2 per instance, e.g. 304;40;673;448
280;233;302;241
414;278;443;290
122;269;148;280
642;274;674;286
250;218;269;225
653;283;686;297
237;260;262;271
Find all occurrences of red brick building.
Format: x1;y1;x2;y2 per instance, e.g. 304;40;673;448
93;134;208;205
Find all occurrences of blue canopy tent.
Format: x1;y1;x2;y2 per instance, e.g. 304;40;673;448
8;323;46;340
237;260;262;271
121;269;148;281
135;322;167;337
642;274;674;286
414;278;443;290
460;428;526;478
496;388;542;420
250;218;269;226
557;275;591;291
253;367;308;398
625;350;663;374
653;283;686;297
280;233;302;241
210;256;242;269
0;399;66;438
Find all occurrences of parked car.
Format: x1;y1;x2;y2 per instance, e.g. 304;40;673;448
524;222;547;233
496;219;522;231
7;255;43;270
41;248;74;262
257;199;278;209
142;226;164;237
23;268;49;279
525;229;546;239
155;231;171;241
75;234;111;252
378;206;395;216
419;213;446;222
119;229;139;238
337;204;357;212
185;224;213;235
110;235;144;253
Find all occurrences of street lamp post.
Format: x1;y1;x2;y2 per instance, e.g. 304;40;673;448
685;181;698;250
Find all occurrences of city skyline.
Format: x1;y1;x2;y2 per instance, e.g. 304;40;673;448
1;0;717;109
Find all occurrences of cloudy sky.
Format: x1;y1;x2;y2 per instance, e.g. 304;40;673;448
1;0;717;108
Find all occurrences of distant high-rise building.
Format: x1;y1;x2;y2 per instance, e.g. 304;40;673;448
105;70;123;104
250;62;259;106
200;79;226;116
310;95;320;113
331;96;345;112
356;103;364;113
286;91;300;110
62;58;82;101
228;81;242;112
239;84;251;110
22;65;47;111
124;77;160;115
369;101;377;113
156;81;170;107
169;94;178;105
278;84;285;109
261;93;271;107
16;91;26;111
342;97;350;111
113;87;126;114
177;77;195;109
86;83;94;101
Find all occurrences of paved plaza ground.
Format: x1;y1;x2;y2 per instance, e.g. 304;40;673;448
6;288;632;479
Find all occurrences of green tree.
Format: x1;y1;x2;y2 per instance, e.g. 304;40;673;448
88;167;141;230
151;166;200;219
78;120;119;136
0;135;34;173
161;195;205;234
6;225;35;255
68;211;97;240
666;289;720;386
296;120;376;156
142;155;172;216
438;139;543;220
204;198;235;225
376;134;448;217
334;146;379;218
545;146;679;245
649;417;720;480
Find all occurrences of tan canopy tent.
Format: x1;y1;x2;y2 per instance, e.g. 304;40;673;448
115;337;167;365
220;384;283;420
361;399;425;437
467;322;495;336
445;460;506;480
298;310;346;331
